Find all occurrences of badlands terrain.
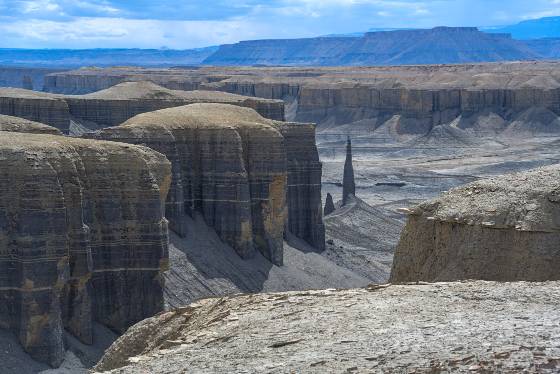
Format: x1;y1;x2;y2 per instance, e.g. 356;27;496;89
40;61;560;279
0;61;559;372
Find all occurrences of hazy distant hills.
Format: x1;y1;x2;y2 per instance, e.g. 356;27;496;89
483;16;560;39
1;17;560;68
0;47;218;68
204;27;548;66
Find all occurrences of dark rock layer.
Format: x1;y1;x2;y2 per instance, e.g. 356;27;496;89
0;133;171;367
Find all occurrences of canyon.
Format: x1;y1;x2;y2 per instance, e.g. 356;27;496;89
0;60;560;372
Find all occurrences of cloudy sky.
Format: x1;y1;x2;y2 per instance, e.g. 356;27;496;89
0;0;559;49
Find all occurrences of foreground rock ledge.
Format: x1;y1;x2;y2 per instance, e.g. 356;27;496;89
95;281;560;373
391;164;560;282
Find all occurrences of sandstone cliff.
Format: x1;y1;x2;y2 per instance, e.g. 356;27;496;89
0;88;70;133
42;63;560;139
94;281;560;373
0;133;171;367
0;114;62;134
390;164;560;282
0;82;284;135
64;81;284;132
87;104;281;265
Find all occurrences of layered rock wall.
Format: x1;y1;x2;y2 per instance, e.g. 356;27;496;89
272;121;325;250
0;133;171;367
0;88;70;133
87;104;293;265
390;164;560;282
42;64;560;135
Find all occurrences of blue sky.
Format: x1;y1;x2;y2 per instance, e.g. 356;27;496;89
0;0;559;48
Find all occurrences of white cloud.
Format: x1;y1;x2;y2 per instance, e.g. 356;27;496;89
0;17;279;48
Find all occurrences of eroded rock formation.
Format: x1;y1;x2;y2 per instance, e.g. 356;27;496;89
0;133;171;367
64;81;285;131
0;82;284;135
0;114;62;134
324;193;335;216
342;137;356;205
390;164;560;282
88;104;325;264
94;282;560;373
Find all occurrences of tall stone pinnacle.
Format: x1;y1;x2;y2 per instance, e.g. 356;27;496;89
324;193;335;216
342;136;355;205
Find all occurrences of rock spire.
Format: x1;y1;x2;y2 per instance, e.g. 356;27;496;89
324;193;335;216
342;136;356;205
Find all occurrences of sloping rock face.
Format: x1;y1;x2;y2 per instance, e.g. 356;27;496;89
94;282;560;373
87;104;298;265
0;114;62;134
64;81;285;131
0;133;171;367
0;88;70;133
391;164;560;282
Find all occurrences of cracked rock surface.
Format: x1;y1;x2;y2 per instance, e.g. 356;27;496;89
95;281;560;373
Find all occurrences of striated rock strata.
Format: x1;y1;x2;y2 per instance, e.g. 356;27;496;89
0;114;62;134
0;88;70;133
0;133;171;367
391;164;560;282
42;62;560;139
94;281;560;373
88;104;325;264
64;81;285;131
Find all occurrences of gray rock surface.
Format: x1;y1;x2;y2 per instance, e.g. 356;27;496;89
391;164;560;282
94;281;560;373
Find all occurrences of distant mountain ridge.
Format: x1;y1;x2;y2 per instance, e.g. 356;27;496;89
1;18;560;68
203;27;545;66
483;16;560;39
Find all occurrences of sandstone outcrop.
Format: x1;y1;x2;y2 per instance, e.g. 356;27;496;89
94;281;560;373
88;104;325;263
87;104;285;264
0;114;62;134
0;133;171;367
0;82;284;135
390;164;560;282
0;88;70;133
